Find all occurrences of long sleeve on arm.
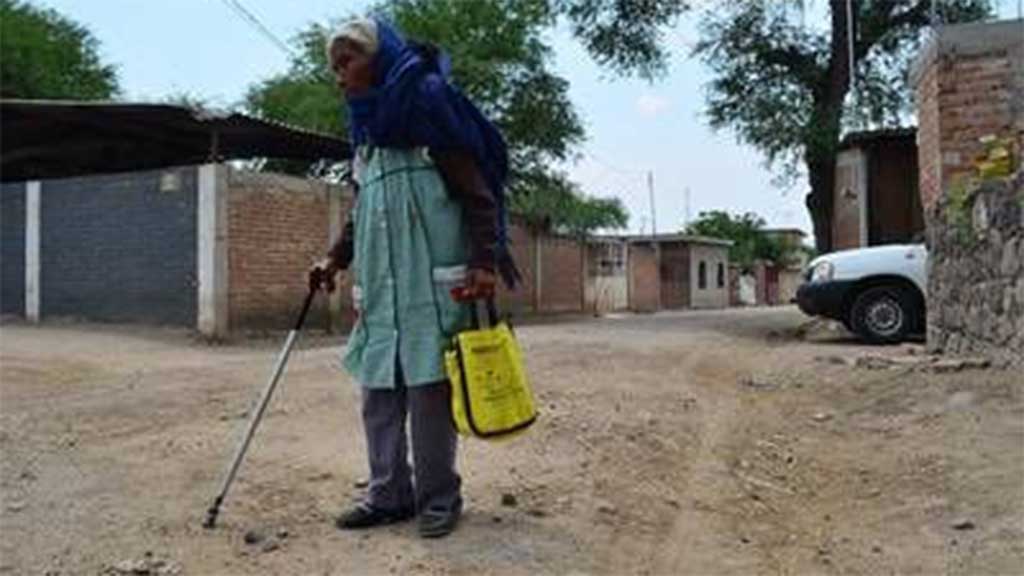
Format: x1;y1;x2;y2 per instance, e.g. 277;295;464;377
327;218;355;270
430;150;498;272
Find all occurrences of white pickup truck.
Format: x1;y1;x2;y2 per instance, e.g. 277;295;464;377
796;244;928;344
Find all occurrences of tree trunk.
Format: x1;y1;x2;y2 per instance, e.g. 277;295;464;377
804;0;856;254
805;152;837;253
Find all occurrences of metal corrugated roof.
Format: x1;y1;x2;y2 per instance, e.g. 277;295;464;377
0;100;352;182
839;127;917;150
622;233;734;247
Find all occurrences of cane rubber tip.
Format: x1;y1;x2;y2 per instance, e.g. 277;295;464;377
203;511;218;529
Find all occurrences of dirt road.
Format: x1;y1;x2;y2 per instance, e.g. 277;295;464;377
1;308;1021;575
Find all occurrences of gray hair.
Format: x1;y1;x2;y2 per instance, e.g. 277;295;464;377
326;18;379;61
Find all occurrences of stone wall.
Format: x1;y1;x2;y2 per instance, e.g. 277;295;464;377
926;178;1023;364
914;19;1024;364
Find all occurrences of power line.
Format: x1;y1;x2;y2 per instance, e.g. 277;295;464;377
216;0;294;57
583;149;646;177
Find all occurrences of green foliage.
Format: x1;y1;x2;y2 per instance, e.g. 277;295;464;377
380;0;584;186
696;1;991;170
243;0;608;232
243;24;347;139
556;0;690;79
946;174;978;246
161;91;213;111
0;0;119;99
692;1;991;250
685;210;794;270
511;169;629;236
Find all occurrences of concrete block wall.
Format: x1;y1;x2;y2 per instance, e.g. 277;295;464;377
689;244;730;309
226;170;351;331
833;149;867;250
40;168;199;325
1;183;26;315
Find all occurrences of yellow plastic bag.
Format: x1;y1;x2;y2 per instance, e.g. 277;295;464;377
445;302;536;439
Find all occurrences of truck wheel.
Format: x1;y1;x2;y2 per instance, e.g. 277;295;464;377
849;286;914;344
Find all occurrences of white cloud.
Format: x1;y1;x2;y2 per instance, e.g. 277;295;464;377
635;93;671;117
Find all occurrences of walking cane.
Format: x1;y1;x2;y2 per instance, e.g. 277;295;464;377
202;272;323;529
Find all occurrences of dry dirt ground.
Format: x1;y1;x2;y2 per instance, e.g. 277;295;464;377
1;308;1021;576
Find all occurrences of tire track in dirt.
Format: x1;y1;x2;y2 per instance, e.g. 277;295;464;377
650;343;778;575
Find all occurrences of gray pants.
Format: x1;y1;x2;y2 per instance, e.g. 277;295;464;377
360;374;461;517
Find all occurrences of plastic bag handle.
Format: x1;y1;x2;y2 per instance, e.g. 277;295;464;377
469;297;500;329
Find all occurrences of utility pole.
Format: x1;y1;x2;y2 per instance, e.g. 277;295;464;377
647;170;657;238
685;187;692;230
846;0;856;92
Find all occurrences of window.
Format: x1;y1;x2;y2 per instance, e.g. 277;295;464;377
698;261;707;290
717;262;725;288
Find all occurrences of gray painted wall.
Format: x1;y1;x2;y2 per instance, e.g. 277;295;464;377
40;168;198;325
1;183;26;315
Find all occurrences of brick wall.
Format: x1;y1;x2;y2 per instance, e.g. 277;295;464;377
496;223;537;316
1;183;25;315
539;234;584;312
916;55;943;212
915;20;1024;212
628;243;660;312
226;171;350;330
40;168;198;325
913;19;1024;364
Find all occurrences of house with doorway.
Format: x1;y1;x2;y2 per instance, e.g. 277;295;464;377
584;237;629;315
625;234;732;312
761;227;810;304
833;128;925;250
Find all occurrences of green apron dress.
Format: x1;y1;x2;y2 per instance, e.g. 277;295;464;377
343;147;472;388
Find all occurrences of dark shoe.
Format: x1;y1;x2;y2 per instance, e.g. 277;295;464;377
418;508;461;539
335;504;414;530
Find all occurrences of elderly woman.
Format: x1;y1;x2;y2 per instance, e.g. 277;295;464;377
311;18;517;539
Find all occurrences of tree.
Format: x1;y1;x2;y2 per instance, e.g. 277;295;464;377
556;0;691;79
693;0;991;252
0;0;119;99
244;0;627;233
511;169;629;237
685;210;794;270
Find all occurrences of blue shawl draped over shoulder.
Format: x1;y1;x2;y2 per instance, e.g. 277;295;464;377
346;19;519;288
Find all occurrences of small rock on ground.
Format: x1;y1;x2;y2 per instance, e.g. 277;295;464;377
105;555;181;576
815;355;851;366
261;540;280;553
855;356;895;370
243;530;265;546
500;493;518;507
952;519;976;531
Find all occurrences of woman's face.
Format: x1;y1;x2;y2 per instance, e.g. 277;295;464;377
329;39;374;96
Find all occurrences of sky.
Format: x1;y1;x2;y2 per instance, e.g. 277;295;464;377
36;1;1022;239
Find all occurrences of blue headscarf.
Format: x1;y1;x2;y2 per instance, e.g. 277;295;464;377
344;19;519;289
